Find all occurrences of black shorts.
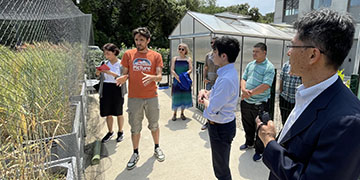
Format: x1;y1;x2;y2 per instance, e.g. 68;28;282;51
100;83;124;117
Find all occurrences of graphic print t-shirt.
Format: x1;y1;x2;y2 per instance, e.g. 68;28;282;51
121;48;163;98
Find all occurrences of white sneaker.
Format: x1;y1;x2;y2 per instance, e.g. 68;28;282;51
154;147;165;162
127;153;139;170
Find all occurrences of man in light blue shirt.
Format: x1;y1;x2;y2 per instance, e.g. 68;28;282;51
240;42;275;162
198;36;240;180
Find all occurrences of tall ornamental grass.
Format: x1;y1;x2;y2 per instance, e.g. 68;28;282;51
0;42;84;179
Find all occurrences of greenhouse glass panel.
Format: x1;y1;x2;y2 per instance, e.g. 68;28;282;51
194;36;212;63
195;20;210;34
232;36;243;80
241;37;265;74
181;14;193;35
171;39;181;63
190;12;238;33
282;40;291;67
232;23;262;36
259;24;293;39
172;24;180;36
351;0;360;6
240;21;276;37
266;39;285;70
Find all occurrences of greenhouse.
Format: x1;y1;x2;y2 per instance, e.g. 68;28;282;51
168;11;360;96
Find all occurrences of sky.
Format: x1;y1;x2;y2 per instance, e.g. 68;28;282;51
216;0;275;15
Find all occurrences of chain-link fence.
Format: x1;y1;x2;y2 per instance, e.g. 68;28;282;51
0;0;91;178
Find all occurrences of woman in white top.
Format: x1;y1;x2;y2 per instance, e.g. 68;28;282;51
95;43;126;143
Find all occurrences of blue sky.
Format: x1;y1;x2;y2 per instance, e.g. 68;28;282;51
216;0;275;15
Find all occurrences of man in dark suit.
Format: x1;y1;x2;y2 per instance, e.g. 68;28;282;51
256;9;360;180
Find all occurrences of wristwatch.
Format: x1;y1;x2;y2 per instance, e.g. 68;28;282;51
114;75;120;80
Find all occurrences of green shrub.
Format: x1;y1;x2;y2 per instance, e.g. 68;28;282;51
85;49;104;79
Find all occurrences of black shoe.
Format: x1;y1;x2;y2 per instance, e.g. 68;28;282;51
253;153;263;162
101;132;113;143
239;144;253;151
116;132;124;142
172;114;177;121
181;114;186;120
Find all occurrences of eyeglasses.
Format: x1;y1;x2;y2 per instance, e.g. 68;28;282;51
178;48;185;51
286;44;324;54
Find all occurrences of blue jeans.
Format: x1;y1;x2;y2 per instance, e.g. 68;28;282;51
208;119;236;180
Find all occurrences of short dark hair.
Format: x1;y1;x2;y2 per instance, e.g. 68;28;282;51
254;42;267;52
102;43;120;56
212;36;240;63
132;27;151;39
294;9;355;70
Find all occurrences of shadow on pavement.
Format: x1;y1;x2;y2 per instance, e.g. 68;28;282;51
198;130;210;149
101;140;118;157
115;156;156;180
164;117;191;131
238;149;269;180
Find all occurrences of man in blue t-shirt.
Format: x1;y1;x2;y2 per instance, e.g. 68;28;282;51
240;42;275;162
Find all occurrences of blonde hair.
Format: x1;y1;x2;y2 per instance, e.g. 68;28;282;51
178;43;190;56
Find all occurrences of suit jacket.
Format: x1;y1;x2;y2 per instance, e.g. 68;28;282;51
263;77;360;180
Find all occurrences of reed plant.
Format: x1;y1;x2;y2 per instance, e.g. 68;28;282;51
0;42;84;179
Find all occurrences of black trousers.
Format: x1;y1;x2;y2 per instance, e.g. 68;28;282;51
208;119;236;180
279;95;295;125
240;100;269;154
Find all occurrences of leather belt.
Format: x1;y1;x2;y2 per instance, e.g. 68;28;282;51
208;120;217;125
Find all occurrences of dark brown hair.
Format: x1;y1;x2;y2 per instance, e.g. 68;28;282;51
102;43;120;56
132;27;151;39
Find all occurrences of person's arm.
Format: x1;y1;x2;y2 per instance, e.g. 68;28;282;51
187;57;193;74
170;57;180;82
142;67;162;86
249;84;270;96
203;78;234;118
95;69;101;76
204;55;210;84
198;89;211;105
249;66;275;96
258;114;360;179
241;79;251;100
116;53;129;86
103;70;119;78
116;67;128;86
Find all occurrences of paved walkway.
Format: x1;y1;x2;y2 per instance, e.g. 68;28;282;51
84;87;270;180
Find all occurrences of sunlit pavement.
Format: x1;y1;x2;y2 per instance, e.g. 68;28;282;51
84;87;271;180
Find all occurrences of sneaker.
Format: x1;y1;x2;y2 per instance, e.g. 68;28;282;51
253;153;263;162
172;114;177;121
201;122;209;130
181;114;186;120
101;132;114;143
116;132;124;142
127;153;139;170
154;147;165;162
239;144;253;151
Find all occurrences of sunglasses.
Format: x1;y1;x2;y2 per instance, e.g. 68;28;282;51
178;48;185;51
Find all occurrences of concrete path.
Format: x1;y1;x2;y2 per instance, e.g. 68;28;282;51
84;88;270;180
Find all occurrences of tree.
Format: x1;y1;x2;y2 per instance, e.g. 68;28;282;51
73;0;274;48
